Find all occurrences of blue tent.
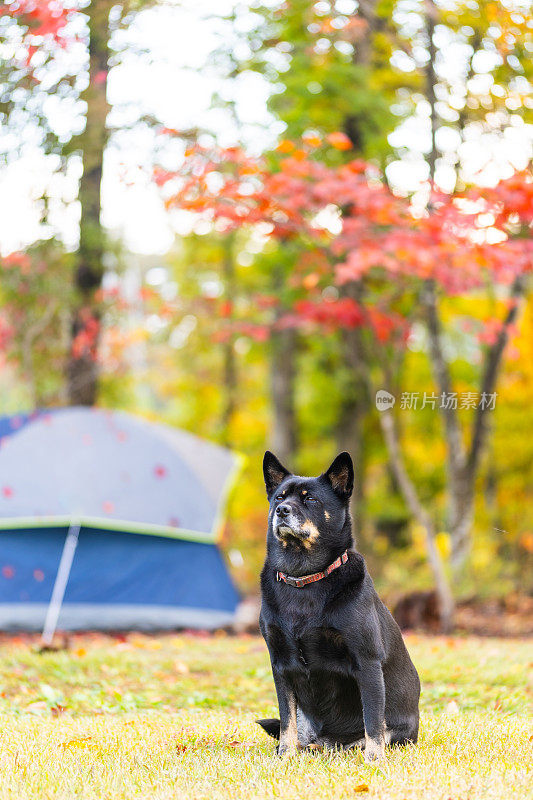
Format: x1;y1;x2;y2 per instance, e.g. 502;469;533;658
0;407;241;632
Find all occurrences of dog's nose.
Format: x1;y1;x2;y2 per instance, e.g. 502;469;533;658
276;503;291;518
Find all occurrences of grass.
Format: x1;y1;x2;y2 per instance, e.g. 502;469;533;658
0;632;531;799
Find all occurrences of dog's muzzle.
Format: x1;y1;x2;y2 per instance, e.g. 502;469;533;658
275;523;301;540
273;502;312;544
274;522;314;546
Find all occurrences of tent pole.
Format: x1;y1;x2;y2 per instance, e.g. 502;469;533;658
41;520;81;646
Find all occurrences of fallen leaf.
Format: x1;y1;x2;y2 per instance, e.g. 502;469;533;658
61;737;93;749
354;785;369;793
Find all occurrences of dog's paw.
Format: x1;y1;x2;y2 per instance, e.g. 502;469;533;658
364;736;385;763
277;742;298;758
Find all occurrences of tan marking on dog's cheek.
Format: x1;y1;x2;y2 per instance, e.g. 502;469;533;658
301;520;320;549
302;520;320;539
324;511;330;520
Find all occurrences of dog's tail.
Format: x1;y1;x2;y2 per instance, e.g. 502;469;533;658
256;718;281;740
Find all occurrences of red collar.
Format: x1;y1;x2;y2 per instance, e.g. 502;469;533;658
276;550;349;588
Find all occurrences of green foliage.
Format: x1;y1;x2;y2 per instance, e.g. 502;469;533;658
236;0;411;161
0;241;74;406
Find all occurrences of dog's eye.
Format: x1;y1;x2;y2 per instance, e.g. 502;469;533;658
306;496;318;503
275;494;284;501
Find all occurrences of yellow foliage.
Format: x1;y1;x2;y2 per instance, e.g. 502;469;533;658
435;531;451;560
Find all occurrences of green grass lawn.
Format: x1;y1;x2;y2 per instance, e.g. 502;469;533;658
0;632;531;799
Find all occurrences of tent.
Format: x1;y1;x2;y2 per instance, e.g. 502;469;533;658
0;407;242;632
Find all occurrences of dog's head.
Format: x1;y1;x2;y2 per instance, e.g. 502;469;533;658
263;451;354;560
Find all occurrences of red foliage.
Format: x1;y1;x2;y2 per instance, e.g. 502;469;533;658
71;311;100;360
1;1;72;65
294;297;364;330
0;317;14;351
156;139;532;340
0;1;70;38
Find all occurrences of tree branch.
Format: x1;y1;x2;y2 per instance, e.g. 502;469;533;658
378;408;455;631
358;323;455;630
466;275;526;476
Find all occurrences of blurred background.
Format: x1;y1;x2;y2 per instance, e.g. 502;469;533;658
0;0;532;633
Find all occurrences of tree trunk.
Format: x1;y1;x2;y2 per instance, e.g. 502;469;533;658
270;325;298;466
449;491;475;570
336;382;366;543
67;0;111;406
336;283;369;544
336;0;379;543
425;0;439;184
221;234;237;445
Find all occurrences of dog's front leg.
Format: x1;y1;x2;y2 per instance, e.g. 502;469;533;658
355;658;386;763
272;670;298;756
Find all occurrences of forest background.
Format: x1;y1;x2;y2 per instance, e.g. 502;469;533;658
0;0;532;628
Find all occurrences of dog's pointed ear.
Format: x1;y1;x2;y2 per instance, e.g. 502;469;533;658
263;451;291;499
322;452;354;500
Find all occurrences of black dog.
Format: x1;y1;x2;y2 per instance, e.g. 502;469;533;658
257;451;420;761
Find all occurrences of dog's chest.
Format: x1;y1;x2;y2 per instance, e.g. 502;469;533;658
266;620;352;674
